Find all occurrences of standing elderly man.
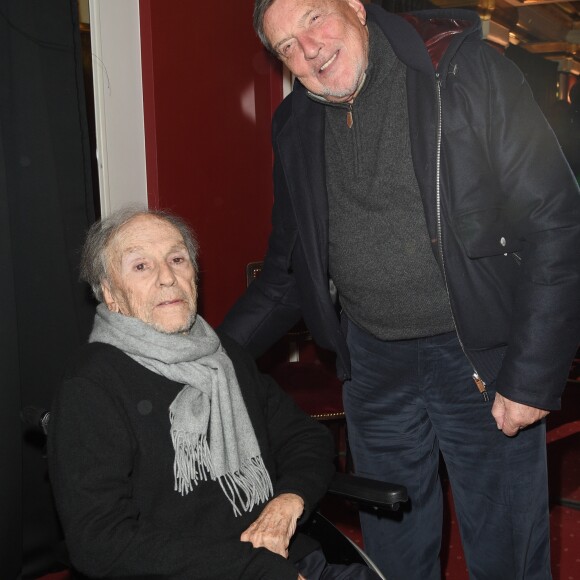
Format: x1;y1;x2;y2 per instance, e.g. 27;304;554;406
47;208;381;580
220;0;580;578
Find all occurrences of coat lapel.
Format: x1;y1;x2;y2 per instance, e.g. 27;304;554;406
276;88;329;274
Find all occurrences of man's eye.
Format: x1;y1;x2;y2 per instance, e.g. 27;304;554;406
281;41;295;57
172;256;185;264
135;263;146;271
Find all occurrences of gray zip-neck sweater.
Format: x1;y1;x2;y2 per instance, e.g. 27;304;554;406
324;21;454;340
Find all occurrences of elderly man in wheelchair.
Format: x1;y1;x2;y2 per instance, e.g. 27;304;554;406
47;207;391;580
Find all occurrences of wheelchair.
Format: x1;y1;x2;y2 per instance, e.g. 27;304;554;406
22;406;408;580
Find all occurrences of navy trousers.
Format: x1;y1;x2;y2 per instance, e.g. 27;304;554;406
343;322;551;580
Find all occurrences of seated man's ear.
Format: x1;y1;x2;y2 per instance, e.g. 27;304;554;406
102;281;120;313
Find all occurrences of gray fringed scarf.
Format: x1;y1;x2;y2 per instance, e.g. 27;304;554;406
90;303;273;516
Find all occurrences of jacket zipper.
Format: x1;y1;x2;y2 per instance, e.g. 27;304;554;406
435;74;489;402
347;103;354;129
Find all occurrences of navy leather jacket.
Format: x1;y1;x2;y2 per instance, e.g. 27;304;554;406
221;7;580;410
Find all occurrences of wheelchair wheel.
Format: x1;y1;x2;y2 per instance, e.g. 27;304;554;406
303;512;386;579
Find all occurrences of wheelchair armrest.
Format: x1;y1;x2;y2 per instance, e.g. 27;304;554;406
327;472;408;512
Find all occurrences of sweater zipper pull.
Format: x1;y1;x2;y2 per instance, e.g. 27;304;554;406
473;372;489;402
346;105;353;129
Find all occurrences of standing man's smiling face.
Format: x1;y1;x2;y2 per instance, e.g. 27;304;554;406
264;0;369;103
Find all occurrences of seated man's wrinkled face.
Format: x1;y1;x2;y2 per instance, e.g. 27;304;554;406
102;215;198;334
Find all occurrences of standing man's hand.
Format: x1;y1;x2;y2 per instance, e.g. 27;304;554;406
492;392;549;436
240;493;304;558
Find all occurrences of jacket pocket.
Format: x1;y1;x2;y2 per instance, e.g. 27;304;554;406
453;207;522;259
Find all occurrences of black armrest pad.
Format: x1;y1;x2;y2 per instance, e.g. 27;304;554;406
327;472;408;511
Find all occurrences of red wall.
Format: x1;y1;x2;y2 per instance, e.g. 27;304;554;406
139;0;282;326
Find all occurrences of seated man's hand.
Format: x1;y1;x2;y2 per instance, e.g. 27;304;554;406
240;493;304;558
492;392;550;437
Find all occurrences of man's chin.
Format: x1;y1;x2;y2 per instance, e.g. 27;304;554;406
319;68;365;103
152;312;197;335
321;83;359;103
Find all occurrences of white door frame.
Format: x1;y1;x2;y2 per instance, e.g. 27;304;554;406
89;0;148;216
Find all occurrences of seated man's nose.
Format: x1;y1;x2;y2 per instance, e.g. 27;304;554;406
158;265;176;285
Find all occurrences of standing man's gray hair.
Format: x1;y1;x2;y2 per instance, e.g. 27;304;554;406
254;0;278;52
80;207;199;303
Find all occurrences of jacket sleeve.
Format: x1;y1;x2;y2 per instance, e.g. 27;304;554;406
47;376;300;580
484;45;580;409
219;113;303;357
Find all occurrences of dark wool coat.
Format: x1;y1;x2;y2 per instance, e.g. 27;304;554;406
48;332;335;580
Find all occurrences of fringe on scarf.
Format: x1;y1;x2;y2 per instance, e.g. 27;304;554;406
171;430;273;516
218;456;274;517
171;431;213;494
